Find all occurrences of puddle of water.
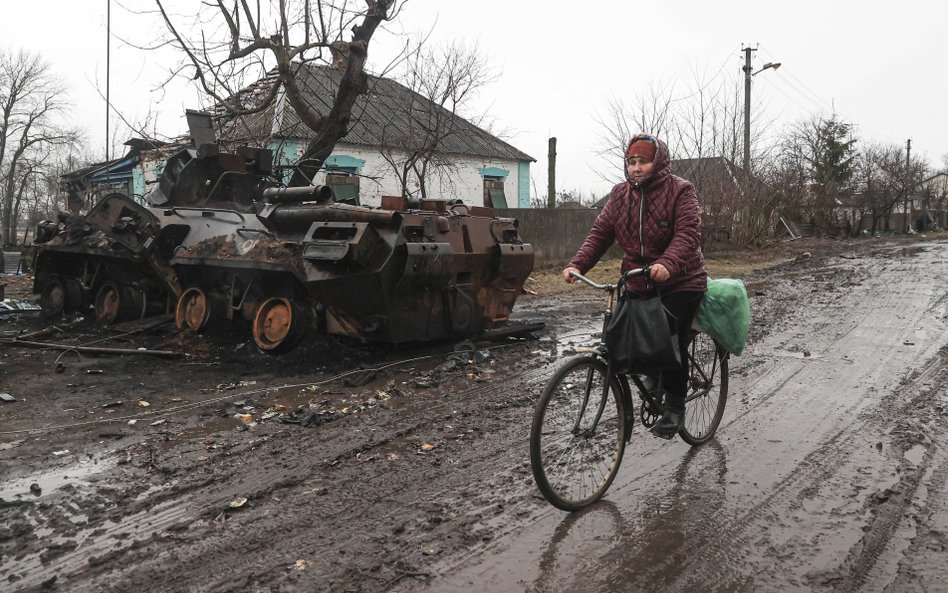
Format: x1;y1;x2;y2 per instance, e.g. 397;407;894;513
0;456;115;500
903;444;926;466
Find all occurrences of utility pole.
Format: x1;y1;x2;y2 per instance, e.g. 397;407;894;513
904;138;912;232
742;46;756;178
547;137;557;208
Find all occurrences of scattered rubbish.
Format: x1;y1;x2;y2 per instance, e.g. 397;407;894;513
138;400;151;407
802;350;811;358
197;455;209;461
473;349;491;363
343;369;377;387
228;497;248;509
0;392;15;402
29;483;42;496
903;340;915;346
422;545;441;556
102;401;124;408
52;450;70;456
150;419;167;426
454;339;476;353
419;443;438;452
387;453;400;461
235;413;254;424
170;397;183;402
280;408;329;428
294;559;308;571
127;419;138;425
0;299;41;314
413;378;433;388
434;358;460;374
202;439;216;446
86;369;104;375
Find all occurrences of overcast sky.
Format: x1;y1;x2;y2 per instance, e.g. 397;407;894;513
4;1;948;200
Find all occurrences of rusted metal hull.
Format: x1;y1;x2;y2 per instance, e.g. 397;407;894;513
34;145;534;351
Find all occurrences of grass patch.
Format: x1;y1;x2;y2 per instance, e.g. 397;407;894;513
524;250;796;298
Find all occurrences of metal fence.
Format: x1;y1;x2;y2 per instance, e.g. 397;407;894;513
2;251;23;275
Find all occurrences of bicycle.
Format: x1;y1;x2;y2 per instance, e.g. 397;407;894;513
530;267;729;511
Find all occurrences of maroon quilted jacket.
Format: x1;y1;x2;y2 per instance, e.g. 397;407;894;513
568;135;707;296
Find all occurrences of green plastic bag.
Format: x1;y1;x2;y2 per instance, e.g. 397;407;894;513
695;278;750;356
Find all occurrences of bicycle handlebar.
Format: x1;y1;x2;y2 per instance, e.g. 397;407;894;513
569;267;649;291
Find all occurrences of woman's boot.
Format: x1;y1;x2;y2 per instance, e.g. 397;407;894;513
651;393;684;439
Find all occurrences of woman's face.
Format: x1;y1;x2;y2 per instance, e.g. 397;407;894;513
626;156;654;183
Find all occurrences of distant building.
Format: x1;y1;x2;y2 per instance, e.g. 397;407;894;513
65;64;535;211
216;63;534;209
60;139;169;212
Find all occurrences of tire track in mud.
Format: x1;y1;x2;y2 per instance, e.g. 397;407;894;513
409;242;948;593
3;341;562;592
651;248;948;591
648;248;948;591
654;352;948;593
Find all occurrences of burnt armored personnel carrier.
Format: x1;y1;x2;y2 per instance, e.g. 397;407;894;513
32;137;534;353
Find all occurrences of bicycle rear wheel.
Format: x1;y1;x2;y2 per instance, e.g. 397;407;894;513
530;355;628;511
679;333;728;446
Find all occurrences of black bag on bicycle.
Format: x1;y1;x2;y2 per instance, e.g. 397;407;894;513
603;293;681;374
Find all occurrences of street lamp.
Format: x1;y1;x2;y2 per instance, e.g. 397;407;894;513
742;47;781;177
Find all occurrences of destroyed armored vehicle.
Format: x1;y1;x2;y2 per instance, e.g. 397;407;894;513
32;136;534;353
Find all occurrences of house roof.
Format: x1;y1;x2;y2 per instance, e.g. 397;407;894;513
218;63;534;163
61;138;170;183
670;157;743;189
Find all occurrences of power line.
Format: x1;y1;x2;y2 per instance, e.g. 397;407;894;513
669;51;736;104
757;44;927;151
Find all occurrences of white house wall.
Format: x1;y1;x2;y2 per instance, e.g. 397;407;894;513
133;143;531;209
276;141;529;208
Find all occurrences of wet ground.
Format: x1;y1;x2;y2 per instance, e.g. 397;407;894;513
2;236;947;592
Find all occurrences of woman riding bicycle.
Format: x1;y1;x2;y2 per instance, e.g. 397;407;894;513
562;133;707;438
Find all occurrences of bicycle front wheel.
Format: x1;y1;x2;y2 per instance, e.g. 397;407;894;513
530;355;628;511
679;333;728;446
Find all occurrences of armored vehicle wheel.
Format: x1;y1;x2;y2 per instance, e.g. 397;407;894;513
253;297;305;353
176;287;224;332
94;281;145;325
40;275;67;317
40;276;84;317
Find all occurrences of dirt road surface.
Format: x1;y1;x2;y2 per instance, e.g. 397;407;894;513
2;237;947;593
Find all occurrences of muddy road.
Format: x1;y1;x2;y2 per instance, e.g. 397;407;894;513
2;237;947;593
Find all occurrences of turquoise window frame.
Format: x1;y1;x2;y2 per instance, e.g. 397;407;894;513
324;155;366;172
478;166;509;179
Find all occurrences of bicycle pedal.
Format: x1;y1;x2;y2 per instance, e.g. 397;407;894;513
649;426;676;440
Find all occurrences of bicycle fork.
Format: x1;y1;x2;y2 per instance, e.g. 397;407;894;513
572;359;634;441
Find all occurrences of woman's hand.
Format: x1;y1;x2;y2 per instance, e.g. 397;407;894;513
562;266;581;283
650;263;670;283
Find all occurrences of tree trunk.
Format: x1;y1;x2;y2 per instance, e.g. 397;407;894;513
288;1;392;187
